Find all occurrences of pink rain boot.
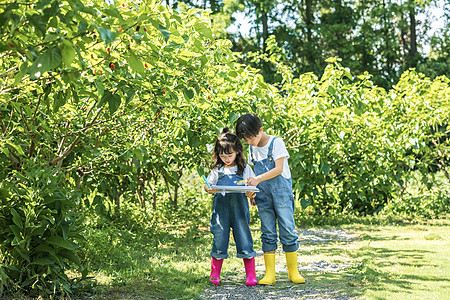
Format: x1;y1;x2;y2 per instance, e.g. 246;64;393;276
210;257;224;286
244;257;257;286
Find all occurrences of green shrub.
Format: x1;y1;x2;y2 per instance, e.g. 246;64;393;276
0;166;85;297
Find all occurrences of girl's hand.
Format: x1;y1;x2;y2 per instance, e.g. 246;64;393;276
245;191;256;206
245;191;255;198
204;185;218;194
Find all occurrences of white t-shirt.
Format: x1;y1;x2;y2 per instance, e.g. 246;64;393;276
206;164;256;185
248;136;291;179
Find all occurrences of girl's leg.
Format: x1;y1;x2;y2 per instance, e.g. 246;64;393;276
231;195;256;259
210;257;224;285
209;197;230;285
243;257;257;286
230;194;257;286
210;198;231;259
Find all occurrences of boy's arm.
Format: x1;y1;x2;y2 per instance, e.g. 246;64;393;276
247;157;284;186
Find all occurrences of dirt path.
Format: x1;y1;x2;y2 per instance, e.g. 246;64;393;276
200;228;361;300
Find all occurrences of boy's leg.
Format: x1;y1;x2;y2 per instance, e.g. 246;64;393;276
285;251;305;284
274;191;298;253
258;207;278;252
258;251;276;285
272;189;305;283
255;194;278;285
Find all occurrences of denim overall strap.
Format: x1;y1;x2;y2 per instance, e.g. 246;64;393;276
217;165;225;177
249;137;276;164
249;145;255;164
267;137;277;159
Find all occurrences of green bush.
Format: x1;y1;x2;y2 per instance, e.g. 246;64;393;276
0;165;84;297
384;171;450;218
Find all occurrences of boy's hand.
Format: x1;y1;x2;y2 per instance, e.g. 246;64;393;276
247;176;260;187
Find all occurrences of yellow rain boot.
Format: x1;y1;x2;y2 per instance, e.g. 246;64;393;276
285;251;305;284
258;253;276;285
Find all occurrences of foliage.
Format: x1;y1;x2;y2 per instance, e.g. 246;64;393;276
0;166;84;296
228;0;449;88
0;0;449;297
259;48;450;216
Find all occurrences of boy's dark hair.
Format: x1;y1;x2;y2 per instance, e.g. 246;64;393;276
212;127;246;176
235;113;262;140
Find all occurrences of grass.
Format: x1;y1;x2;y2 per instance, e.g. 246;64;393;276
345;219;450;300
66;214;450;300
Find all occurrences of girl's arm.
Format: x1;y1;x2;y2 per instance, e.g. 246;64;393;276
247;157;284;186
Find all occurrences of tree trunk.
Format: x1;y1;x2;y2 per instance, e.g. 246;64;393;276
409;2;417;61
261;11;269;54
210;0;217;13
151;170;158;210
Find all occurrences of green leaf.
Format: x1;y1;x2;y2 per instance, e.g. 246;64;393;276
126;51;145;76
35;243;55;254
58;249;81;266
6;142;25;156
9;225;22;240
29;47;62;79
95;78;105;96
14;60;29;85
33;258;55;266
300;198;312;209
14;247;30;262
125;89;136;106
100;91;121;114
10;208;23;229
321;163;331;174
183;87;194;100
47;236;77;250
61;40;76;66
194;22;213;40
158;24;171;41
98;26;116;45
53;91;66;113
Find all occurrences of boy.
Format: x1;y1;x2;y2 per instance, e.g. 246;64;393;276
235;113;305;285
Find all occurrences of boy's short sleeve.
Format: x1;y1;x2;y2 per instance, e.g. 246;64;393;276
243;164;256;180
272;138;290;161
206;168;218;185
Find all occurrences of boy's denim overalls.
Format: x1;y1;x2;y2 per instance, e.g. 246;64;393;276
250;137;299;252
210;166;256;259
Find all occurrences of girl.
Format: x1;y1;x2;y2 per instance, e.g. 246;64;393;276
204;128;257;286
235;113;305;285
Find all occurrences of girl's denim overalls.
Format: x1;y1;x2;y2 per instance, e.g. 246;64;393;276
210;165;256;259
250;137;299;252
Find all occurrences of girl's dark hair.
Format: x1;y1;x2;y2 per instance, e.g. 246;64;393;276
212;127;246;176
235;113;263;140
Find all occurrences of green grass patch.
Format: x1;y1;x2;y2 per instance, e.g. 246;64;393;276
344;220;450;299
71;209;449;299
